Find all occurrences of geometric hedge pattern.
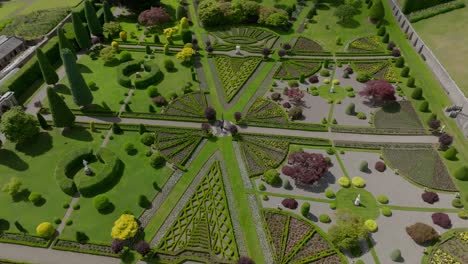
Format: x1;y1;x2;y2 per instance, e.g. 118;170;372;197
157;161;239;262
263;209;342;264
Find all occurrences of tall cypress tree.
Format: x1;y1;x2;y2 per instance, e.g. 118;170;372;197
103;1;114;23
47;87;76;128
57;27;76;59
84;0;103;36
36;112;49;130
36;48;59;85
369;0;385;21
61;48;93;106
72;12;91;50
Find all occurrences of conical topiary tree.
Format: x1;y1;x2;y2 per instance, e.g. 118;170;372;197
369;0;384;21
84;0;103;36
47;87;75;128
57;27;76;59
72;12;91;50
36;48;59;85
61;48;93;106
36;112;49;130
103;1;114;23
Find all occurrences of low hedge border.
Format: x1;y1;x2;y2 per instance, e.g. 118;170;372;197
54;147;94;196
0;232;51;248
134;61;163;89
119;112;207;122
240;132;331;146
117;60;142;88
52;239;120;258
334;141;434;150
242;120;328;132
335;52;391;57
330;125;428;135
408;0;465;22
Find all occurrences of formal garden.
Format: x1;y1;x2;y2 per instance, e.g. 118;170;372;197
0;0;467;263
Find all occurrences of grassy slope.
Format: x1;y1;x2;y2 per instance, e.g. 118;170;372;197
0;128;98;233
60;131;173;243
383;0;468;206
413;7;468;96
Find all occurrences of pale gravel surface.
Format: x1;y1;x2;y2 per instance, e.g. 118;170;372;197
140;139;207;227
150;151;218;246
247;194;274;264
218;157;248;256
338;151;457;208
254;148;344;199
231;141;253;190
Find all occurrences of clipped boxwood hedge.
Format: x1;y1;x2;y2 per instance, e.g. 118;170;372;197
116;60;141;87
134;61;163;89
54;147;94;196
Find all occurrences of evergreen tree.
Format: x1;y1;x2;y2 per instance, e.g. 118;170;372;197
176;5;187;20
61;48;93;106
85;0;103;36
36;48;59;85
72;12;91;50
36;113;49;130
47;87;75;128
103;1;114;23
369;0;384;21
57;27;76;59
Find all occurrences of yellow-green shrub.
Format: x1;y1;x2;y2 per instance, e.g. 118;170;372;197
36;222;55;238
338;177;350;187
111;214;138;240
365;219;378;232
352;177;366;188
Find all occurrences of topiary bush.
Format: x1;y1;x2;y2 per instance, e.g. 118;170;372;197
282;179;292;190
381;207;392;217
36;222;55;238
418;101;429;112
93;195;111;211
395;57;405;68
377;195;389;204
458;210;468;219
406;222;439;244
454;166;468;181
325;189;335;198
111;214;138;240
390;249;402;262
411;87;422;99
264;169;281;185
28;192;42;205
258;183;266;191
338;177;351;187
150;152;165;168
320;69;330;77
359;161;368;172
282;198;298;209
330;202;336;210
356;73;372;82
138;195;151;209
431;212;451;228
365;219;378;232
375;161;386;172
400;66;410;77
346;103;356;115
422;191;439;204
123;142;135;154
76;231;89;244
140;133;155;146
352;177;366;188
452;198;463;208
147;85;159;98
301;202;310;217
407;77;415;87
319;214;331;223
356;112;367;120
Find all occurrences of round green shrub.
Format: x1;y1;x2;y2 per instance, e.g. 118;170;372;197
283;179;292;189
444;147;458;161
311;90;319;96
352;177;366;188
330;202;336;210
325;189;335;199
458;210;468;219
326;148;335;155
346;103;355;115
258;183;266;191
356;73;371;82
54;218;62;225
390;249;402;262
400;66;410;77
356;112;367;119
262;195;269;201
359;161;368;172
66;219;73;226
381;207;392;216
320;69;330;77
407;77;415;87
355;260;364;264
28;192;42;204
36;222;55;238
377;195;389;204
146;85;159;98
63;203;70;209
301;202;310;217
418;101;429;112
93;195;111;211
123;142;135;154
452;198;463;208
319;214;331;223
150;152;165;168
454;166;468;181
73;204;80;210
119;51;132;62
164;59;175;71
411;87;422;99
140;133;155;146
365;219;378;232
395;57;405;68
138;195;151;208
264;169;281;185
338;177;351;187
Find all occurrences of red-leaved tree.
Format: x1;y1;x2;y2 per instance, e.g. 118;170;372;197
138;7;171;27
285;87;304;104
282;151;329;185
359;80;396;105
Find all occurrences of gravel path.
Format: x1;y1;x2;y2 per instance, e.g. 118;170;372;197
247;194;274;264
231;141;253;190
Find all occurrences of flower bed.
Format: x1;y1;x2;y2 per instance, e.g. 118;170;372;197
164;91;207;118
244;97;288;124
274;60;321;80
292;37;326;54
52;239;118;257
0;232;50;248
374;101;425;130
213;55;262;102
383;148;457;191
347;36;386;53
213;27;278;44
429;230;468;264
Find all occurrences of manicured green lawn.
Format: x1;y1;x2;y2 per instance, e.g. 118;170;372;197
0;127;99;233
335;188;380;220
302;3;379;52
0;0;81;19
318;84;346;100
60;131;173;243
0;1;25;19
126;53;199;113
413;7;468;96
21;0;82;14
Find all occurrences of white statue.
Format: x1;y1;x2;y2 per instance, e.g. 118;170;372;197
440;125;446;133
330;82;335;93
354;194;361;206
235;45;241;55
83;159;93;175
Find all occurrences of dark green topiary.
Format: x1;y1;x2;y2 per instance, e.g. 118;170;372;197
369;0;385;21
377;26;386;36
382;33;389;43
76;231;89;243
395;57;405;68
411;87;423;99
407;77;415;87
150;152;165;168
390;249;402;261
36;48;58;85
181;29;192;44
84;0;102;36
264;169;281;185
103;1;114;23
93;195;111;211
454;166;468;181
138;195;151;208
145;45;151;55
401;66;410;77
62;48;93;106
359;161;368;172
418;101;429;112
47;87;75;128
176;5;187;20
72;12;91;50
36;113;49;130
57;27;76;58
301;202;310;217
138;124;146;135
346;103;356;115
112;123;122;134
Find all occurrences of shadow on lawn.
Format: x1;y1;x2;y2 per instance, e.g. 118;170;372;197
0;149;29;171
62;127;94;142
15;132;52;157
0;219;10;231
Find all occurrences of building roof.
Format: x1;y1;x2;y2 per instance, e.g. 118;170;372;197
0;36;23;60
